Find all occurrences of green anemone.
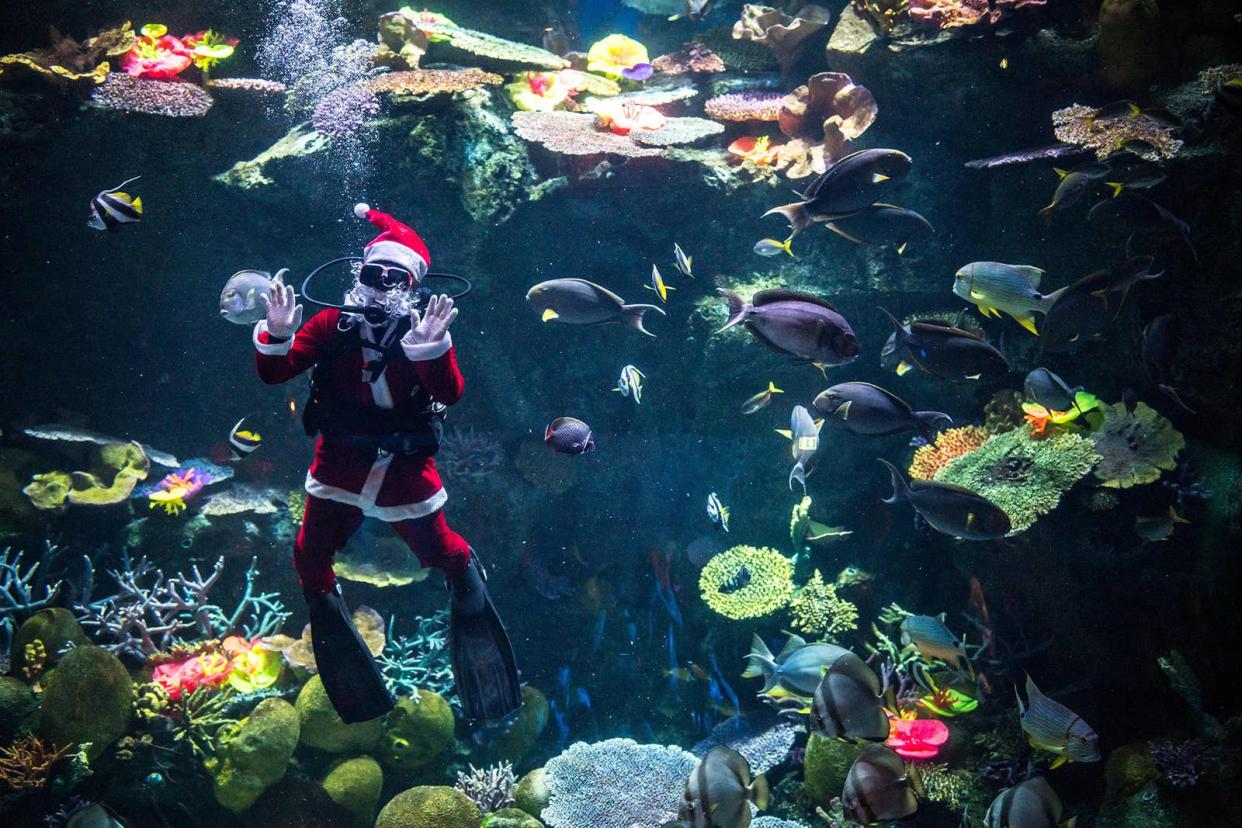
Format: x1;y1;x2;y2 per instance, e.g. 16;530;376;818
698;545;794;620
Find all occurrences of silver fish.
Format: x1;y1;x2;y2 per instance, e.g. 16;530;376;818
678;746;768;828
954;262;1059;335
21;424;179;468
1039;169;1091;218
807;651;889;741
706;492;730;532
613;364;645;404
1017;675;1100;767
88;176;143;231
674;242;694;278
742;633;849;701
220;268;286;325
842;744;922;825
779;405;821;495
984;776;1075;828
900;614;967;665
527;278;665;336
741;381;783;415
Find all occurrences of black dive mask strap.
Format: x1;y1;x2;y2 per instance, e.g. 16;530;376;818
300;256;472;326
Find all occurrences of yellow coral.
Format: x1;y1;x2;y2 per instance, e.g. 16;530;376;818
699;545;794;620
909;426;990;480
148;488;188;515
787;570;859;639
586;34;650;78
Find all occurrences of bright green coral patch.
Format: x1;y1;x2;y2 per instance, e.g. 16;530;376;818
698;545;793;620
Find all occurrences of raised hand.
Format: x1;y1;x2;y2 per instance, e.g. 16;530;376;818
406;294;458;346
260;275;303;339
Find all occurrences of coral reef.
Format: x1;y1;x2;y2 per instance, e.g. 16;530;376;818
0;22;134;86
699;545;794;620
206;697;300;812
322;755;384;827
1052;103;1182;162
1149;739;1207;789
909;426;990;480
455;761;516;813
200;485;283;516
90;75;214;117
369;69;502;98
38;645;133;761
375;785;482;828
311;83;380;140
918;762;987;810
705;90;785;121
295;674;384;753
513;109;663;158
984;390;1026;434
778;71;877;162
692;715;798;774
632;116;725;147
0;733;71;791
732;4;833;74
377;611;455;698
652;43;726;75
803;733;863;807
787;570;859;638
1;546;64;629
482;685;549;764
378;689;455;772
436;428;505;485
936;428;1100;534
1090;402;1184;489
378;9;568;71
207;77;286;95
24;441;151;510
542;738;697;828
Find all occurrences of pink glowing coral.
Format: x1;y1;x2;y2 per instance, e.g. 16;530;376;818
151;650;231;701
148;468;208;515
886;713;950;760
121;24;236;79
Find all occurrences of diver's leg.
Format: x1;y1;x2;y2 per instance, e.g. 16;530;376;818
393;511;522;720
293;494;365;594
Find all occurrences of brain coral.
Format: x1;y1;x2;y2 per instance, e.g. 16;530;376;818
909;426;990;480
1090;401;1184;489
542;738;697;828
699;545;794;620
935;428;1100;535
375;785;481;828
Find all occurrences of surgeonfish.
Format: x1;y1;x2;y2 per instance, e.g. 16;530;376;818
825;204;935;254
776;405;822;495
227;416;263;461
1135;505;1190;542
613;364;645;404
753;237;796;257
1040;257;1161;353
1016;675;1101;768
88;176;143;231
1087;193;1195;261
646;264;675;302
953;262;1061;335
983;776;1076;828
1105;164;1166;197
674;242;694;278
707;492;730;532
813;381;952;443
1023;368;1084;414
526;278;666;336
841;744;923;825
806;652;889;742
544;417;595;455
741;381;784;415
764;149;913;238
900;615;968;665
677;746;769;828
742;633;849;701
1038;168;1090;218
1085;99;1141;126
878;307;1009;381
879;458;1012;540
220;268;287;325
718;289;860;367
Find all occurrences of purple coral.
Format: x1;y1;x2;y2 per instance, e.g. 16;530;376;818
90;75;214;118
704;90;785;122
311;83;380;139
1150;739;1208;790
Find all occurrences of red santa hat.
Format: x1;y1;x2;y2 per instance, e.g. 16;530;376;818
353;203;430;281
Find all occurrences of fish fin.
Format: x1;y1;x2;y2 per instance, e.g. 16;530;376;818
896;361;914;376
1053;167;1068;179
781;238;797;258
876;458;909;505
750;774;770;810
1169;506;1190;525
774;429;793;440
1038;204;1055;219
825;223;866;246
775;634;808;661
1106;182;1125;197
762;202;811;238
836;400;852;420
541;308;559;322
1126;102;1141;117
715;288;748;334
1049;754;1069;770
768;382;783;394
1013;314;1040;335
789;462;807;495
131;196;143;214
896;242;908;255
621;303;665;337
872;172;890;183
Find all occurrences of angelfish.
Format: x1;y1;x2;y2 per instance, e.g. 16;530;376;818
88;176;144;231
677;746;769;828
706;492;730;532
613;364;645;404
1016;674;1101;768
776;405;822;495
983;776;1076;828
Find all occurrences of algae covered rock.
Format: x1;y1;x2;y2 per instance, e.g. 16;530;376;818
322;755;384;827
378;688;455;772
38;644;132;760
1105;741;1160;800
482;807;543;827
207;696;300;812
295;673;383;753
512;767;550;818
375;785;482;828
0;676;37;741
248;776;356;828
10;607;88;676
803;732;863;807
485;685;549;763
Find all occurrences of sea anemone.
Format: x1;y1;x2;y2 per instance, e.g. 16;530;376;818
909;426;990;480
787;569;859;638
699;545;794;620
586;34;653;81
1089;402;1183;489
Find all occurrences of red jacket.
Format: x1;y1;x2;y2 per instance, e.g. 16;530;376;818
254;308;463;521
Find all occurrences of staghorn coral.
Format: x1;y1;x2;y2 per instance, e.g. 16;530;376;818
705;90;785;121
732;4;833;75
0;733;71;790
0;22;134;87
1052;103;1182;161
542;739;697;828
699;545;794;620
1090;402;1184;489
909;426;990;480
90;75;214;117
312;82;379;140
511;110;663;157
787;570;859;638
435;428;505;485
455;761;516;813
653;42;726;75
368;68;501;97
376;611;455;700
936;428;1100;534
207;77;286;94
633;116;725;146
0;544;62;617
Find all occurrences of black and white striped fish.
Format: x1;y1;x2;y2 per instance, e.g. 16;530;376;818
88;176;144;231
228;416;263;461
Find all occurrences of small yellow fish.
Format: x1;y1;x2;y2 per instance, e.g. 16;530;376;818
753;237;796;258
741;381;784;415
999;57;1008;69
644;264;674;302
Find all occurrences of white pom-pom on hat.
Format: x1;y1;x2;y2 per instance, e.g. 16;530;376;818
353;202;371;219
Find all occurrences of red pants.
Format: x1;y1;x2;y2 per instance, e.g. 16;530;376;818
294;494;471;595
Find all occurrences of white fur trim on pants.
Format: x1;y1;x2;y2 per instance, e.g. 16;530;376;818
253;320;295;355
303;469;449;521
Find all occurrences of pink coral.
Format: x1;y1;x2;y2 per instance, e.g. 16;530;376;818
910;0;1045;28
705;90;785;122
122;34;193;79
886;715;950;760
151;651;231;701
90;74;214;117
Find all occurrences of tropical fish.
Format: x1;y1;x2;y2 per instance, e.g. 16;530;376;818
707;492;730;532
1023;368;1084;414
1040;257;1160;352
741;381;784;415
776;405;822;494
953;262;1060;335
805;652;889;742
1142;315;1195;414
227;416;263;461
526;278;665;335
1086;99;1141;126
1123;387;1140;416
1016;675;1101;767
718;289;860;366
1038;168;1090;218
88;176;143;231
900;615;968;665
879;459;1012;540
20;424;179;468
545;417;595;454
841;744;923;825
1115;138;1160;157
717;565;751;594
753;237;796;258
613;364;645;404
878;307;1009;381
764;148;913;237
1069;160;1112;180
1105;164;1166;197
743;633;850;700
646;264;675;302
677;746;768;828
674;242;694;278
826;204;935;253
813;382;951;442
983;776;1076;828
1088;193;1195;261
1135;506;1190;542
220;269;286;325
579;159;616;181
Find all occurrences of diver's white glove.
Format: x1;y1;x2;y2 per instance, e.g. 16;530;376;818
404;294;457;348
261;276;303;340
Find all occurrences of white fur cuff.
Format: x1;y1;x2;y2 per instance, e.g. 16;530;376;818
253;320;295;355
401;333;451;362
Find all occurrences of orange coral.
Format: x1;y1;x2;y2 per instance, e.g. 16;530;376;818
909;426;990;480
0;734;72;791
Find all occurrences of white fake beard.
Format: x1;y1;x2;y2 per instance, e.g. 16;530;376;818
341;272;421;328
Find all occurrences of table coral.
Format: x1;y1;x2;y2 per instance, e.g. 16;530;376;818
0;22;134;87
379;9;568;71
632;116;725;146
1052;103;1182;162
512;111;663;157
652;42;726;75
935;428;1100;535
90;74;214;117
369;68;502;98
699;545;794;620
208;77;286;95
705;90;785;121
909;426;990;480
542;738;697;828
1090;401;1184;489
787;569;859;638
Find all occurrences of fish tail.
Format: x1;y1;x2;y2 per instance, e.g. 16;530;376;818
789;462;807;495
749;773;770;810
876;306;906;343
621;303;666;337
1052;167;1069;179
1038;204;1055;220
762;202;811;238
913;411;953;443
768;382;784;394
1038;285;1067;314
876;458;909;505
1106;181;1125;197
1170;506;1190;525
780;237;797;258
716;288;749;333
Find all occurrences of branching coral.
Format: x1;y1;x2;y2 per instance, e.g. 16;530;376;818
1052;104;1182;162
652;42;726;75
787;570;859;638
435;428;505;485
909;426;990;480
0;734;72;791
376;611;455;700
1;543;62;617
935;428;1099;535
1090;402;1183;489
542;739;698;828
90;75;214;117
455;761;515;813
0;22;134;86
705;90;785;121
732;4;832;75
368;68;501;98
699;545;794;620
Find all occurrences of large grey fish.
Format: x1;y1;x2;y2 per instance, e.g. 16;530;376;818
813;381;951;442
879;458;1012;540
676;746;768;828
826;204;935;254
1017;675;1100;768
220;268;287;325
21;424;179;468
841;744;922;825
983;776;1076;828
779;405;821;495
764;149;913;237
878;307;1009;381
718;289;860;366
806;651;889;742
953;262;1062;335
1023;368;1083;413
526;278;665;336
900;614;968;665
1038;168;1090;218
742;633;849;701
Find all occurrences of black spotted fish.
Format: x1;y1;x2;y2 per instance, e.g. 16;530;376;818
88;176;143;232
677;746;769;828
805;651;889;741
1016;675;1101;768
878;459;1012;540
841;744;923;825
984;776;1076;828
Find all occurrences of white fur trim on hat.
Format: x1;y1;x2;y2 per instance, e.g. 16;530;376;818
354;202;370;219
364;239;428;279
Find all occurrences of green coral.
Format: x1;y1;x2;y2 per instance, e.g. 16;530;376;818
1105;742;1159;800
935;428;1100;535
322;755;384;827
378;689;455;772
803;733;862;808
1090;402;1184;489
481;808;542;827
484;685;548;764
10;607;88;677
207;697;300;813
375;785;482;828
512;768;549;818
698;545;794;620
295;674;383;753
38;644;133;761
919;763;987;812
787;570;858;639
0;676;37;741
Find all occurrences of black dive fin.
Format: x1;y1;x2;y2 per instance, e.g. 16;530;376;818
305;584;395;724
449;553;522;721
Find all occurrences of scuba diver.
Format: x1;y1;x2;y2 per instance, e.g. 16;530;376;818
252;202;521;723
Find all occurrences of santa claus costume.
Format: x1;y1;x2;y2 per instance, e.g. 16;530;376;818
253;204;521;722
